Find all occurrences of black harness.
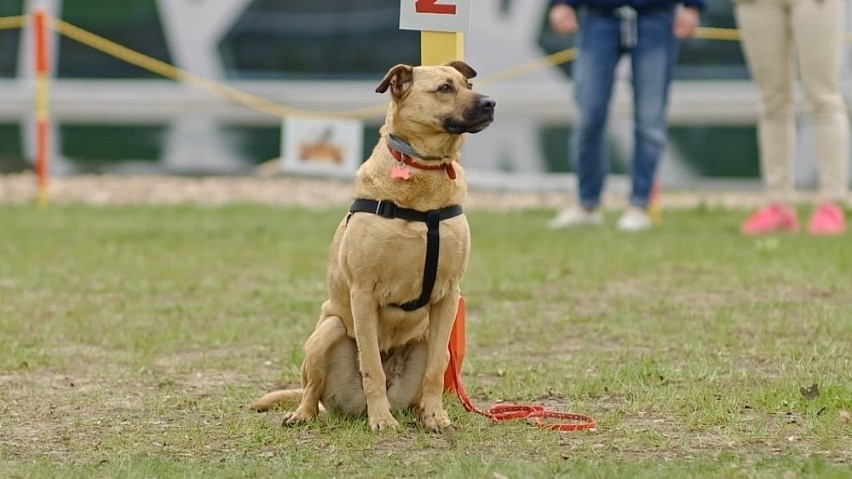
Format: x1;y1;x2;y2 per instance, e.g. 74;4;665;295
348;199;463;311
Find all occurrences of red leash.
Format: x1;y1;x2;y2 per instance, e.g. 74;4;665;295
446;314;596;432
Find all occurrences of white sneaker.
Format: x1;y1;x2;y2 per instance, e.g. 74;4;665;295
548;206;604;230
616;206;652;232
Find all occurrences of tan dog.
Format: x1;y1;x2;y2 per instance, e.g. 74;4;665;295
252;61;495;431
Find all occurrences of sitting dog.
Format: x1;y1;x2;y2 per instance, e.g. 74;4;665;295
252;61;495;431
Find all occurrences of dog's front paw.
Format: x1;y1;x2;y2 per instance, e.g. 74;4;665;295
281;408;316;427
420;408;452;432
368;411;400;431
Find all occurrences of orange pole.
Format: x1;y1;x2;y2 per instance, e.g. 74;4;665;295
33;7;50;207
649;181;661;225
443;296;466;392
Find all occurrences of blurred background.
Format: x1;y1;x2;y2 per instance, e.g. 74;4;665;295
2;0;852;191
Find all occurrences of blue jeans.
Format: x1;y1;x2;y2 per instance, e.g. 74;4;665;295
571;7;679;209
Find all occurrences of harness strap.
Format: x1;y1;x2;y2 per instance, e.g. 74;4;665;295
348;199;463;311
349;199;462;222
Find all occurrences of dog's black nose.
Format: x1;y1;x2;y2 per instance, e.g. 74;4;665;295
479;97;496;110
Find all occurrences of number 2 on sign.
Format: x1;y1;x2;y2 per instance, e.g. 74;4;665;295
415;0;456;15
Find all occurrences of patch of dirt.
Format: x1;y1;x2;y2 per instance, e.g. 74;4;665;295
0;345;261;462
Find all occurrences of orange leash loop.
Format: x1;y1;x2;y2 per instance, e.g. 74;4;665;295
447;340;596;432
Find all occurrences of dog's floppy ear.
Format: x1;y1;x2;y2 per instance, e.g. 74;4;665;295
445;60;477;79
376;64;414;96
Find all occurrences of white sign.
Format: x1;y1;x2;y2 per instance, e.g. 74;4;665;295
399;0;471;33
281;118;363;179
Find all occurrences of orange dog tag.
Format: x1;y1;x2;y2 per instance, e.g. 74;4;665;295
390;164;410;180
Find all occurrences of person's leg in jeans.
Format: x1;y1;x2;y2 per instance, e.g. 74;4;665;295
792;0;849;234
735;0;800;234
629;7;678;209
571;10;623;210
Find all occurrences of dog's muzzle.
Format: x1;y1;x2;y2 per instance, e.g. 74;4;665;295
444;96;496;134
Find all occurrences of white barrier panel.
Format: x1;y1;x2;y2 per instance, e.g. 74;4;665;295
281;118;363;179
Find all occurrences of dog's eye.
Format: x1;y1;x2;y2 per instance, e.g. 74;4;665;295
466;82;473;89
436;83;454;93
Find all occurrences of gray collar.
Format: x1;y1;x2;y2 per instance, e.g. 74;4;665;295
386;134;446;161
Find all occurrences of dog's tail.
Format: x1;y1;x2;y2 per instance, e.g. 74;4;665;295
250;389;305;412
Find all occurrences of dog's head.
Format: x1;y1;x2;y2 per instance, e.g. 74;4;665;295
376;61;495;135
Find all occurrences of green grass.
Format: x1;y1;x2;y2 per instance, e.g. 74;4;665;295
0;203;850;478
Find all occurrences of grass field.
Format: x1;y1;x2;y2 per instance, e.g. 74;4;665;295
0;203;850;478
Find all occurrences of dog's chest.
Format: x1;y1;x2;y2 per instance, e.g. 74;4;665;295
341;214;470;303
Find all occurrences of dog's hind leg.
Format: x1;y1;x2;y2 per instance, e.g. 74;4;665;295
282;308;348;426
350;289;399;431
418;290;460;432
319;336;367;416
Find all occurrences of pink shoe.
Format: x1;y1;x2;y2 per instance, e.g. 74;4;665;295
740;204;799;235
807;203;847;235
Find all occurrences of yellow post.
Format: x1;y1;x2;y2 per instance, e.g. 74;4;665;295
421;28;465;393
420;31;463;65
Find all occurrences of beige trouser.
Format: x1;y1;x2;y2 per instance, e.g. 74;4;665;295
735;0;850;202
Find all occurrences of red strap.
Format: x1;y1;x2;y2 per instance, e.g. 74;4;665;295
448;337;596;432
